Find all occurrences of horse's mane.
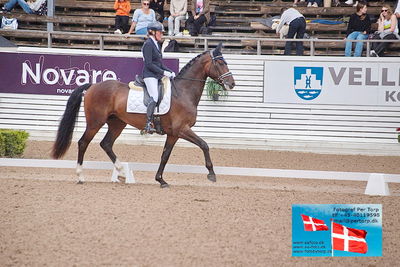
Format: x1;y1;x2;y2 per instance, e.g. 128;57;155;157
176;51;209;78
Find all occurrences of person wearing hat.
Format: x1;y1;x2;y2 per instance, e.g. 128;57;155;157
142;21;176;134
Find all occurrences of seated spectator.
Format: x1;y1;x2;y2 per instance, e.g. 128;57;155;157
1;0;45;14
345;2;371;57
168;0;187;36
395;0;400;32
276;7;306;56
126;0;156;35
150;0;165;22
114;0;131;34
370;5;399;57
307;0;321;7
185;0;210;36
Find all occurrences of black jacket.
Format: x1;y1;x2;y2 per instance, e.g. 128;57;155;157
141;37;172;79
346;13;372;36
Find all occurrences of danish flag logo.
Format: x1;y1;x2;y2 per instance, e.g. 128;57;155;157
332;222;368;254
301;214;329;231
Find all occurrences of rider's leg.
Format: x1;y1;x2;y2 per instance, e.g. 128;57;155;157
143;77;158;133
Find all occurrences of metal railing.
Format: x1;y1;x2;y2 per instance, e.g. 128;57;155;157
2;29;400;56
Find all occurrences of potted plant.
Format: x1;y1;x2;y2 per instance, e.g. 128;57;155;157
204;78;228;101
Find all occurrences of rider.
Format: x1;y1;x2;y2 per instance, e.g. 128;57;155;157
142;21;175;134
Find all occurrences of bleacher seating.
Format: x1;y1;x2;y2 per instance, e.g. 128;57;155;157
0;0;399;56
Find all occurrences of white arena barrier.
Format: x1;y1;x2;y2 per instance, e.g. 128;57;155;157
1;158;399;196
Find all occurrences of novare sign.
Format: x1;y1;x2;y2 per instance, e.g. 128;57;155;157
0;52;178;95
264;60;400;106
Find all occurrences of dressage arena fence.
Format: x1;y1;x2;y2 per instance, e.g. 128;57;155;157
0;47;399;155
1;158;399;196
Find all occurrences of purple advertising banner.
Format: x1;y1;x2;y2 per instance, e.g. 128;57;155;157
0;52;179;95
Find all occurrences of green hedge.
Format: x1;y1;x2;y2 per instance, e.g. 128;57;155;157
0;130;29;158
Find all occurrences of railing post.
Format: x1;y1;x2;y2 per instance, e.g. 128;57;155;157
47;0;54;32
99;35;104;50
47;32;52;48
204;38;208;51
366;40;370;57
257;40;261;55
310;39;314;56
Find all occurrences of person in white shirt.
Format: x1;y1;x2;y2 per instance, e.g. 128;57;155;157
276;8;306;56
168;0;187;36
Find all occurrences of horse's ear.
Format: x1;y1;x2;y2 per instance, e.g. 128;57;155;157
213;42;223;57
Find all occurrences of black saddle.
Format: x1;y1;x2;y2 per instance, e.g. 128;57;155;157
134;75;164;108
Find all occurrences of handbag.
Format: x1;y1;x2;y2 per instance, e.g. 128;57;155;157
1;17;18;30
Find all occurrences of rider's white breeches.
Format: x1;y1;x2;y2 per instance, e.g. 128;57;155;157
143;77;159;103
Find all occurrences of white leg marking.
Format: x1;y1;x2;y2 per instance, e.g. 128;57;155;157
114;159;126;178
76;164;84;182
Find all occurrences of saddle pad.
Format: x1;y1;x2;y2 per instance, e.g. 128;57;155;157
126;77;171;115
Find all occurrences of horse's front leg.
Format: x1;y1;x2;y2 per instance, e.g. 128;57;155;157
179;128;216;182
156;135;179;188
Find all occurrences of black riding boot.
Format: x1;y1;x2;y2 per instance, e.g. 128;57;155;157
144;100;157;134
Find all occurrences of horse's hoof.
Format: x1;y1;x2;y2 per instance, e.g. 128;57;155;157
207;174;216;182
77;180;84;184
160;183;169;188
117;176;126;183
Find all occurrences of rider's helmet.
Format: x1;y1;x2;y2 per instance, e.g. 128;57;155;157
147;21;164;33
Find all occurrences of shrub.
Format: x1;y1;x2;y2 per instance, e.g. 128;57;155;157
0;129;29;158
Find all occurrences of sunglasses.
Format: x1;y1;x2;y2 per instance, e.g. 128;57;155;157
381;9;388;12
143;2;149;5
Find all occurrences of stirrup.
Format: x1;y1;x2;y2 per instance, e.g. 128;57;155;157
144;122;156;134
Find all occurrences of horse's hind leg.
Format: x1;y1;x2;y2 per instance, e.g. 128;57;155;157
179;128;216;182
77;124;103;183
155;135;179;188
100;116;127;182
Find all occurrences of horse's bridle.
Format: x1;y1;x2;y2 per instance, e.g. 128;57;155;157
209;53;233;87
174;51;233;86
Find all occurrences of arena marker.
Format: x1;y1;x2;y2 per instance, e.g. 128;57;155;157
111;163;135;184
364;173;390;196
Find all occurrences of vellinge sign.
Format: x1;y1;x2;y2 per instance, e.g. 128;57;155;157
264;59;400;106
0;52;179;95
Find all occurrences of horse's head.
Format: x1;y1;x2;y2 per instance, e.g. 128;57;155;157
207;43;235;90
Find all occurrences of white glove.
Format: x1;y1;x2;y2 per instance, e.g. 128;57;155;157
164;71;175;78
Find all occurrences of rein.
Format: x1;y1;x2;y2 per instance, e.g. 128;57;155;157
173;52;232;84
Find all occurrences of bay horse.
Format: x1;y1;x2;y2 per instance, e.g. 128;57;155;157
51;42;235;187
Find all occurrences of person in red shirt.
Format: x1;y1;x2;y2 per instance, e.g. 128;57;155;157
114;0;131;34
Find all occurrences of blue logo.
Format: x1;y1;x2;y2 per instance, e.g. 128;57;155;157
294;67;323;100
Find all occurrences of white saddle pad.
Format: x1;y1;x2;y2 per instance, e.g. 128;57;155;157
126;76;171;115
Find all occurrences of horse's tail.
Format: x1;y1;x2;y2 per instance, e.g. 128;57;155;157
51;83;92;159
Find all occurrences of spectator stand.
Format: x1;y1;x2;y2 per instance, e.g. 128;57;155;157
0;0;399;55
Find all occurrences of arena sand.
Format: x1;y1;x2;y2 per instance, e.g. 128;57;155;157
0;141;399;266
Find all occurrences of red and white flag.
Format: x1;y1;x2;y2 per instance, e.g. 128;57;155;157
301;214;329;231
332;222;368;254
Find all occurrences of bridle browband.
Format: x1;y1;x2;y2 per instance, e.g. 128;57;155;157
174;51;233;85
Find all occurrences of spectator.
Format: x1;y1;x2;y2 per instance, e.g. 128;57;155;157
345;2;371;57
186;0;210;36
306;0;321;7
370;5;399;57
395;0;400;32
276;7;306;56
168;0;187;36
149;0;165;22
126;0;156;35
114;0;131;34
1;0;45;14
